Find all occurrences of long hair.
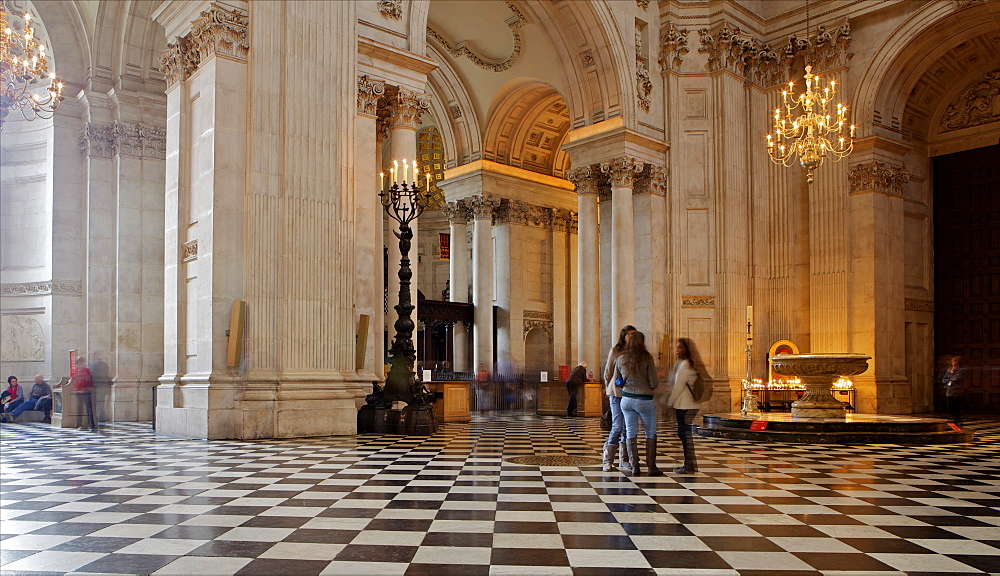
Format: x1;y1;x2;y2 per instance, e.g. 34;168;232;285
677;337;706;375
613;324;637;352
621;331;653;375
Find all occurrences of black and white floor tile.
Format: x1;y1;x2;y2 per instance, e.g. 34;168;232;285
1;414;999;575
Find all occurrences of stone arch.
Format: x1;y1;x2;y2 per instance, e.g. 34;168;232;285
29;0;90;89
524;326;552;376
87;0;166;93
483;80;571;178
425;43;483;167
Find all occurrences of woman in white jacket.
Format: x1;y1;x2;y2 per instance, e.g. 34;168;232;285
666;338;706;473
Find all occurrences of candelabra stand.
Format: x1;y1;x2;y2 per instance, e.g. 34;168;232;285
741;319;760;416
358;168;437;435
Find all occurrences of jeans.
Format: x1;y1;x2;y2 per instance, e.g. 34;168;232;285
676;408;697;469
605;396;625;445
621;396;657;439
75;391;96;429
10;397;52;420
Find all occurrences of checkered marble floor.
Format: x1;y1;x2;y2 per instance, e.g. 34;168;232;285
2;414;999;575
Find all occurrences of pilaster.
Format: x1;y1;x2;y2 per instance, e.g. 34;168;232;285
566;166;602;375
602;156;642;335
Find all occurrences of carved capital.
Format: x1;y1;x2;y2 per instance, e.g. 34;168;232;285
496;199;553;228
782;21;853;77
443;201;470;225
552;209;577;233
566;166;601;196
357;75;386;117
939;68;1000;132
187;2;250;63
848;161;910;197
635;164;668;197
159;42;190;88
389;89;432;129
601;156;643;189
80;123;116;159
378;0;402;19
658;22;690;72
467;194;500;220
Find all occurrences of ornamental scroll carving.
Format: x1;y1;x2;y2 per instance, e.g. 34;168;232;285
566;166;601;196
378;0;402;20
905;298;934;312
682;296;715;307
159;2;249;88
1;281;82;296
783;21;853;74
80;123;165;160
658;23;690;72
636;29;652;113
0;315;44;362
523;310;553;338
636;0;651;9
427;1;527;73
182;240;198;262
939;68;1000;132
634;164;668;197
467;194;500;220
552;209;577;233
357;75;386;117
443;201;471;225
602;156;644;188
80;123;115;159
389;89;432;129
848;161;909;197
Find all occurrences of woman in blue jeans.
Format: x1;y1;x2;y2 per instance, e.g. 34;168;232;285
611;331;662;477
602;325;636;472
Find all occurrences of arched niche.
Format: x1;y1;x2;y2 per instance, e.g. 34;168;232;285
483;80;571;178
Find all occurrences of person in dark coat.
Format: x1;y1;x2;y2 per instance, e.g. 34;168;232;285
566;361;588;417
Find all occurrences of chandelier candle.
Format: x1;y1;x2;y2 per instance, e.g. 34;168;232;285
0;0;65;128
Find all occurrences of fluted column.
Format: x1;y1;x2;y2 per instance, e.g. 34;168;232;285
567;167;602;374
603;156;642;334
634;164;668;357
445;201;471;371
469;195;499;374
387;89;431;351
357;74;385;381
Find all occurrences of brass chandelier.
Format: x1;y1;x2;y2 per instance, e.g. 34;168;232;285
0;0;64;128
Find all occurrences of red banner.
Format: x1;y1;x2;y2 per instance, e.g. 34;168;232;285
69;350;77;377
559;365;570;382
749;420;768;431
439;233;450;260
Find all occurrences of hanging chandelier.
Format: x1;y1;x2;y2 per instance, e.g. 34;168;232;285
0;0;64;128
766;65;854;184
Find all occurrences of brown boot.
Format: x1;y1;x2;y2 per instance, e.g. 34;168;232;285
645;436;663;476
627;438;641;477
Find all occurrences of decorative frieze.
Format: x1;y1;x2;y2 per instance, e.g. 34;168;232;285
523;310;554;338
377;0;402;19
80;122;166;160
389;89;432;129
658;22;690;72
848;161;910;197
158;2;249;89
495;199;550;228
552;209;577;234
467;194;500;220
939;68;1000;132
905;298;935;312
682;296;715;307
601;156;644;188
357;75;386;117
0;314;44;362
426;1;526;73
0;281;82;296
182;240;199;262
634;164;668;197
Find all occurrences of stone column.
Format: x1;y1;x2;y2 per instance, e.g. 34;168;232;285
386;89;431;350
445;201;470;371
469;195;499;374
633;164;668;359
602;156;642;334
567;167;602;374
357;74;386;381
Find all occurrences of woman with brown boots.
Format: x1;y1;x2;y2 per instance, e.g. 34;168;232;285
610;331;663;477
667;338;707;474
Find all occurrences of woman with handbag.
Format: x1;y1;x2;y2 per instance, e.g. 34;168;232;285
611;330;662;477
667;338;706;474
601;325;636;472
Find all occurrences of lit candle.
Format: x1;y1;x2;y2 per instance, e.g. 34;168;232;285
402;159;408;182
413;160;418;181
393;160;398;182
426;171;431;190
379;172;384;190
747;305;753;327
849;125;855;137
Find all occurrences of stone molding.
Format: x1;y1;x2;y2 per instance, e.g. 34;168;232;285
681;295;715;307
182;240;198;262
601;156;644;188
389;89;432;129
905;298;935;312
636;30;652;113
552;209;577;233
848;161;910;197
377;0;402;20
426;1;526;73
443;201;471;225
635;0;651;9
467;194;500;220
80;122;167;160
955;0;989;7
658;22;690;72
357;75;386;118
0;281;83;296
566;166;601;196
0;314;44;362
939;68;1000;132
159;2;250;89
523;310;553;338
634;164;668;197
495;199;551;228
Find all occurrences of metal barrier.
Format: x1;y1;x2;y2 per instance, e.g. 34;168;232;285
470;373;536;414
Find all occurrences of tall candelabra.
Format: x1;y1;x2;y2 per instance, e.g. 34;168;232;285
742;306;760;416
376;159;437;435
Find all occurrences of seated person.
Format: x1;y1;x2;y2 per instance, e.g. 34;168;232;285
9;375;53;423
1;376;25;423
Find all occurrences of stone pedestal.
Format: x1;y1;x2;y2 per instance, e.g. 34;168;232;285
771;354;870;419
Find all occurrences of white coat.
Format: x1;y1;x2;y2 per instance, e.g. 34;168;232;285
667;359;703;410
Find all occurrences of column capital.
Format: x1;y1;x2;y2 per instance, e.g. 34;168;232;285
158;2;250;89
443;201;471;224
467;194;500;220
634;164;668;197
848;161;909;197
357;75;386;118
601;156;643;189
552;209;578;234
566;165;601;196
389;89;432;130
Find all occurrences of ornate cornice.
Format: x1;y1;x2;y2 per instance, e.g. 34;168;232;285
80;122;166;160
658;22;690;72
848;161;909;197
158;2;249;89
1;281;82;296
566;166;601;196
426;1;526;73
378;0;402;19
389;89;432;129
682;295;715;307
939;68;1000;132
523;310;552;321
467;194;500;220
905;298;934;312
634;164;668;197
601;156;643;188
357;75;385;117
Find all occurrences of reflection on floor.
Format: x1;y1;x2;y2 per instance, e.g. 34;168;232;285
1;413;999;575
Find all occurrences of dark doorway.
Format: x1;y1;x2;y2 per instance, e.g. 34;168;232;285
934;143;1000;412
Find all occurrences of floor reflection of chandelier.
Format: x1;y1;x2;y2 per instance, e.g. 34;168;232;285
766;65;854;183
0;0;64;128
